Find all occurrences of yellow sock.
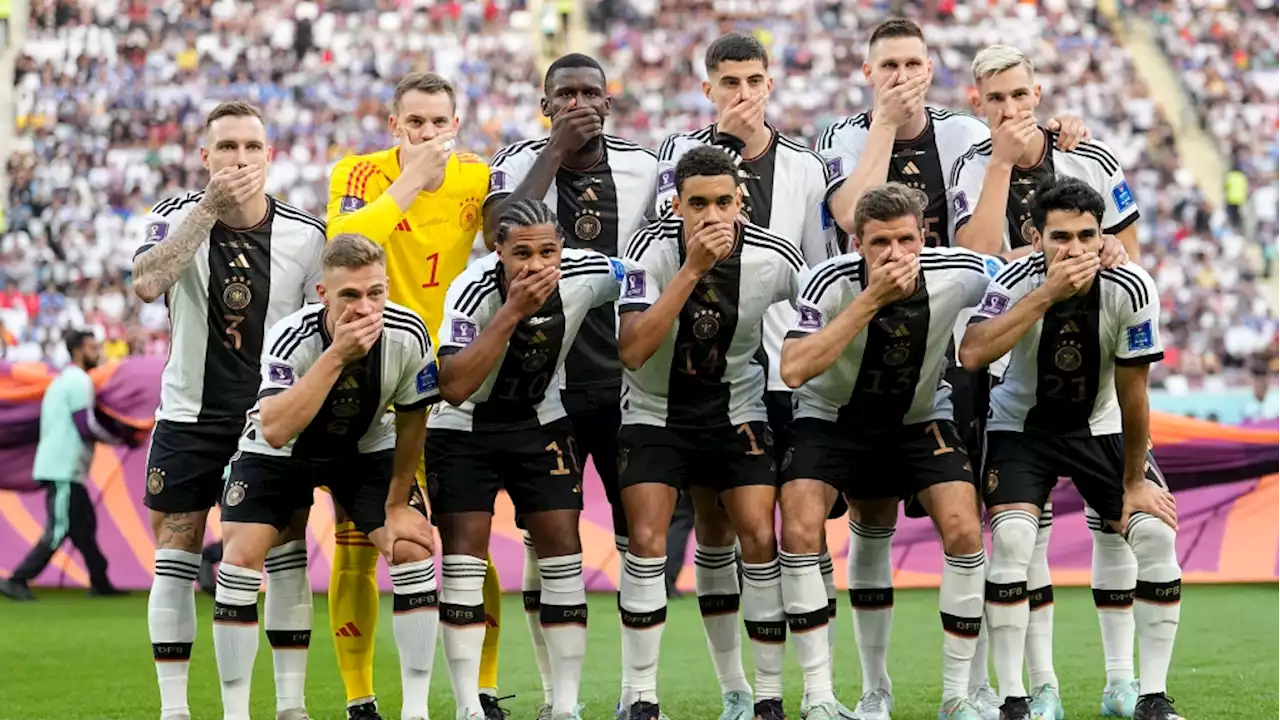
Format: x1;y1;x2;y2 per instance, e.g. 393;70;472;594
330;522;380;704
478;553;502;694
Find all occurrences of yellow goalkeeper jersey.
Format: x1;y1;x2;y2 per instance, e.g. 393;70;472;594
326;147;489;347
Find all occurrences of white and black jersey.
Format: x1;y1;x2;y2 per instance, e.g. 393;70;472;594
619;218;804;430
789;248;1002;428
657;125;838;392
135;192;325;428
238;301;440;458
817;107;989;248
486;135;659;394
429;249;629;432
972;255;1163;435
948;131;1139;249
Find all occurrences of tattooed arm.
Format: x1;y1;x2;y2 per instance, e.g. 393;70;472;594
132;204;218;303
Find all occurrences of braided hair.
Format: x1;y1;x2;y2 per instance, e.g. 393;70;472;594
494;197;561;246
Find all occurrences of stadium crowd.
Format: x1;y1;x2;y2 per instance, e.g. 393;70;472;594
3;0;1276;386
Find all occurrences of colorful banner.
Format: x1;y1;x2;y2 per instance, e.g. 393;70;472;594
1;358;1276;591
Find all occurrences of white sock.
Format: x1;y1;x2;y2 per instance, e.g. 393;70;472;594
150;549;199;719
940;550;985;703
440;554;488;717
781;551;835;706
615;535;631;707
970;623;991;692
847;521;895;694
1025;509;1057;691
540;554;588;715
819;551;838;679
695;544;751;696
987;510;1037;700
213;564;263;720
619;552;667;707
264;540;312;714
742;557;785;702
390;558;439;720
1127;515;1181;696
1089;507;1138;684
521;534;554;706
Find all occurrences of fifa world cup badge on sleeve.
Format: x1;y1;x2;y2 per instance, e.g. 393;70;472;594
417;362;440;393
489;170;508;194
624;269;646;299
798;305;822;330
268;363;296;386
825;156;843;180
146;221;169;242
658;168;676;194
451;318;478;345
340;196;366;212
1112;181;1135;212
1126;319;1155;351
953;190;969;216
978;290;1010;317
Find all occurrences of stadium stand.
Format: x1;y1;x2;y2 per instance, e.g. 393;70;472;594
3;0;1276;387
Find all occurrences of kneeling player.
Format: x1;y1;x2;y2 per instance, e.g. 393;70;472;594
214;235;443;720
780;183;1001;720
615;146;805;720
430;199;629;720
959;177;1182;720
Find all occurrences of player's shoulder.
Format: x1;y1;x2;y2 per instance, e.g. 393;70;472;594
658;125;716;161
931;107;989;137
448;253;502;313
561;248;621;283
625;217;682;262
816;112;871;151
949;137;994;183
776;132;828;171
1049;132;1122;176
1100;262;1155;313
742;222;804;272
491;137;550;167
149;190;206;219
800;252;864;301
268;304;326;359
450;153;492;195
332;147;397;175
920;246;1001;278
271;196;327;240
382;301;432;356
993;251;1046;288
604;134;658;162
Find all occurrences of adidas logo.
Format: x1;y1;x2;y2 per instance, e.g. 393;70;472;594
228;253;250;269
340;376;359;390
578;188;598;203
893;324;910;337
902;160;921;175
334;621;363;638
1061;320;1080;334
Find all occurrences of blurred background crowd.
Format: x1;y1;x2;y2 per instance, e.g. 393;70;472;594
2;0;1276;397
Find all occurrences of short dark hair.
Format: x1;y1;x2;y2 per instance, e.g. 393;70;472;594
705;32;769;72
869;18;925;48
675;146;740;195
853;182;927;238
393;72;457;113
495;198;561;245
205;101;263;129
64;329;94;357
1030;176;1106;232
544;53;606;93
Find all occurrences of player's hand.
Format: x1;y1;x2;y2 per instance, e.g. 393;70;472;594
716;91;767;142
864;249;919;307
1046;114;1092;152
548;99;604;157
506;266;560;317
1043;244;1100;301
201;165;263;215
400;130;455;192
1099;234;1129;269
381;504;435;561
992;111;1039;166
682;220;735;276
331;306;383;363
1121;479;1178;531
873;72;930;129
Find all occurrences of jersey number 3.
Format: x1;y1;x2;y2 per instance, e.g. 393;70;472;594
224;314;245;350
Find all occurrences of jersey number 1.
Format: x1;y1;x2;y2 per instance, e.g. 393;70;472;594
421;253;440;289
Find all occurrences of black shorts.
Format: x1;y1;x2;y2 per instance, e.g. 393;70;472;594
769;392;849;519
426;419;584;517
144;420;242;514
221;450;404;535
564;386;625;536
982;432;1167;522
616;421;777;493
784;418;974;502
945;365;990;469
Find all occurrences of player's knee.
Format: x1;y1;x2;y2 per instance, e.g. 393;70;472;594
736;521;777;562
1126;516;1177;567
990;509;1039;567
779;493;825;554
850;498;898;528
627;521;666;558
937;510;983;556
221;539;267;571
390;539;431;565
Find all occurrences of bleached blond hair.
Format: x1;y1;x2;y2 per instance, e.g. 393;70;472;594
971;45;1035;84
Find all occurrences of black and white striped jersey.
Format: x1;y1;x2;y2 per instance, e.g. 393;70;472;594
657;124;838;392
947;131;1139;249
817;107;990;248
238;301;440;458
429;249;630;433
971;255;1163;435
788;248;1002;428
135;193;325;428
485;135;659;394
619;218;805;430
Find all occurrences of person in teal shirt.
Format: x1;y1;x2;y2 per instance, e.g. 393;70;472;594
0;330;139;601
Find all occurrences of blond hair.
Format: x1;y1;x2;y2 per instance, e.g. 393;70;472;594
971;45;1034;84
323;234;386;270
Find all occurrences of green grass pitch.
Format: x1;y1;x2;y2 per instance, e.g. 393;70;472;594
2;586;1275;719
